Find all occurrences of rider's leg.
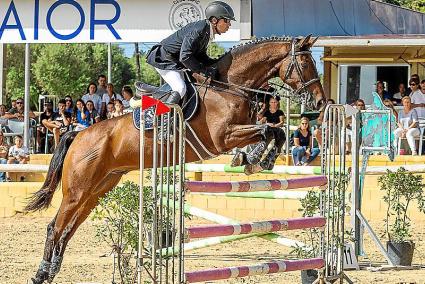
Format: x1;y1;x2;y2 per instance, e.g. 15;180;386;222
155;68;187;104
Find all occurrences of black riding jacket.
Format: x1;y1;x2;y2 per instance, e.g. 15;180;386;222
146;20;217;73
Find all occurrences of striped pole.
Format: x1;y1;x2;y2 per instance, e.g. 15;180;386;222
186;176;327;193
186;217;326;240
185;258;325;283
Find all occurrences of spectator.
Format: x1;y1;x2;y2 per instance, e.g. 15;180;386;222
8;99;16;113
258;96;285;128
383;99;398;122
393;83;407;103
407;74;420;95
6;135;29;182
112;99;124;118
121;85;134;109
72;99;90;131
409;78;425;118
376;81;392;100
4;98;36;121
64;96;74;113
82;82;102;114
394;96;420;155
106;102;114;119
292;117;320;166
86;100;101;125
313;98;335;148
96;74;108;97
101;83;123;118
50;99;71;148
421;79;425;94
0;104;7;117
0;132;9;182
37;101;54;153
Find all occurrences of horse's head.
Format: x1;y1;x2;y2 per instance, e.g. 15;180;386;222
278;35;326;110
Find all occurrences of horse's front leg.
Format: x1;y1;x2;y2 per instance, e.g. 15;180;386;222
259;127;286;171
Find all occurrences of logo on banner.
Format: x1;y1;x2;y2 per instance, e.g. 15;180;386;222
169;0;203;30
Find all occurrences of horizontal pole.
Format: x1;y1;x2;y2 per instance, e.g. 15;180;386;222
185;258;324;283
185;176;327;193
194;190;309;199
186;217;326;239
0;164;49;172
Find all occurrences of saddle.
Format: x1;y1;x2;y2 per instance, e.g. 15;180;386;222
134;72;199;121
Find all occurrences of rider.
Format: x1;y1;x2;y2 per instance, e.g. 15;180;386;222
146;1;235;104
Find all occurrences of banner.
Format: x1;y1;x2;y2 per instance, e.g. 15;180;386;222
0;0;240;43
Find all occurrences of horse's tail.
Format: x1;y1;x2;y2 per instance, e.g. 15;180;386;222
25;131;79;212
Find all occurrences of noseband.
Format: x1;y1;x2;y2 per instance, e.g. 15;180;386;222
282;39;320;98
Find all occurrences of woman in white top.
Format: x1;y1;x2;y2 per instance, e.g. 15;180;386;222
394;96;420;155
409;78;425;118
101;83;123;118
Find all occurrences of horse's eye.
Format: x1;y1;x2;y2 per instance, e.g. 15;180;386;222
301;62;308;69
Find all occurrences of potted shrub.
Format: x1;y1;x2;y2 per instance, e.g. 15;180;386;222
378;167;425;266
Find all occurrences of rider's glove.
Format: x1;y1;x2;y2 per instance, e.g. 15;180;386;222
204;66;219;80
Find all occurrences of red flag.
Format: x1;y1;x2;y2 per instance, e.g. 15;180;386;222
141;95;158;110
155;100;171;116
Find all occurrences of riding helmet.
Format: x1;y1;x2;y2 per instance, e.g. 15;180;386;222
205;1;236;21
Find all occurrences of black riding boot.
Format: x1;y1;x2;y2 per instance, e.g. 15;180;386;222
165;91;181;105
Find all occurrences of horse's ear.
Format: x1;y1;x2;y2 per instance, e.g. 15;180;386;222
309;36;319;47
297;34;312;50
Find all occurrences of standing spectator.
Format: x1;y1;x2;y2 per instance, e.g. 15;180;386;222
258;96;285;128
64;96;74;113
6;135;29;182
37;101;54;153
50;99;71;148
121;85;134;109
72;99;90;131
4;98;36;120
86;100;101;125
0;132;9;182
409;78;425;118
82;82;102;114
376;81;392;100
292;117;320;166
106;102;114;119
96;74;108;97
394;96;420;155
101;83;123;118
8;99;16;113
112;99;124;118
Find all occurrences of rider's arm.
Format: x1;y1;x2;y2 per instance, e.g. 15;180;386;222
180;31;207;73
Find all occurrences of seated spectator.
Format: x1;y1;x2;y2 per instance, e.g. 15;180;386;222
37;101;54;153
0;132;9;182
407;74;420;95
6;135;29;182
112;99;124;118
383;99;398;121
409;78;425;119
121;85;134;110
106;102;115;119
82;82;102;114
8;99;16;113
4;98;36;121
394;96;420;155
49;99;71;148
292;117;320;166
64;96;74;113
86;100;101;125
258;96;285;128
393;83;407;104
0;104;7;117
72;99;90;131
376;81;392;100
313;98;336;148
101;83;123;118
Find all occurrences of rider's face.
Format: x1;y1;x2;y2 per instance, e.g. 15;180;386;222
215;18;231;34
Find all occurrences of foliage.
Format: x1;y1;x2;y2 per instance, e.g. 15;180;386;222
383;0;425;13
378;167;425;242
207;42;226;58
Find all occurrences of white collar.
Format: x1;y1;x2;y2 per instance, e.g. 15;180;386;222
209;22;215;42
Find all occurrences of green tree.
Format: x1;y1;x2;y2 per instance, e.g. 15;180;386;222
207;42;226;58
383;0;425;13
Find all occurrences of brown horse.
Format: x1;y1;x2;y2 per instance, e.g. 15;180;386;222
26;35;325;284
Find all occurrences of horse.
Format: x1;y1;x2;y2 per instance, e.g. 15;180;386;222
26;35;326;284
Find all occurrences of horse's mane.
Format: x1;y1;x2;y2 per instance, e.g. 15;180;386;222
224;36;294;57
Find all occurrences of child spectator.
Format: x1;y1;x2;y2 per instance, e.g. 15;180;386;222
73;99;91;131
106;102;115;119
6;135;29;182
86;100;101;125
101;83;123;118
82;82;102;114
0;132;9;182
112;99;124;118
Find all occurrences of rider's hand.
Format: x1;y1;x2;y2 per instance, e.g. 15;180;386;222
204;66;218;80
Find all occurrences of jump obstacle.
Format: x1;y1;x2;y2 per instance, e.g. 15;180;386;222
137;103;350;283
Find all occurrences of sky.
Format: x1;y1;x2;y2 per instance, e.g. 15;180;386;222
117;42;325;75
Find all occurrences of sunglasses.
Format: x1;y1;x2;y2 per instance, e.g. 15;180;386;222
16;101;23;104
65;99;72;102
222;18;231;23
410;83;417;86
357;104;365;107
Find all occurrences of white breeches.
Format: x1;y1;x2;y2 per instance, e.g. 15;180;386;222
155;68;187;98
394;128;420;152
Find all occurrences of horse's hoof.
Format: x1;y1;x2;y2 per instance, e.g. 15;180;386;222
231;151;244;167
244;164;263;175
31;277;44;284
